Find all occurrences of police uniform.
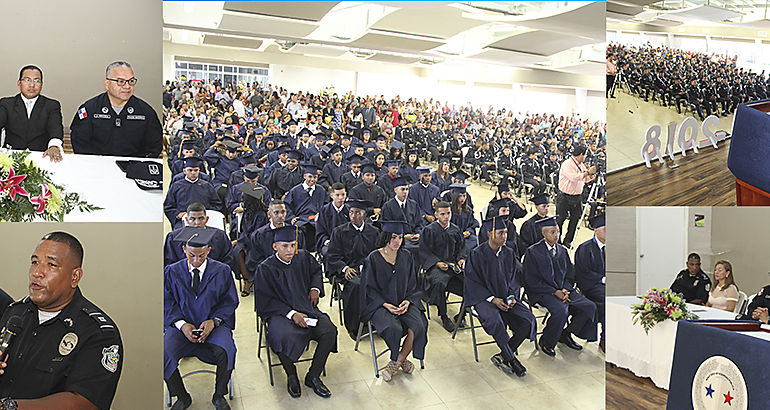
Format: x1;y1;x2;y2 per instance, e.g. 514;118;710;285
670;269;712;303
70;92;162;158
741;285;770;321
0;288;122;409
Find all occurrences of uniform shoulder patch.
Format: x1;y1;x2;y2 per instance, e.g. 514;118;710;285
101;345;120;373
81;305;117;334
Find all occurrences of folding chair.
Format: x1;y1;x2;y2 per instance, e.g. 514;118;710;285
354;320;424;378
257;318;326;386
450;301;496;363
166;365;234;406
522;294;550;351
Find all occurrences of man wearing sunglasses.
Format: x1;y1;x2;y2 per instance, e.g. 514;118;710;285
70;61;162;158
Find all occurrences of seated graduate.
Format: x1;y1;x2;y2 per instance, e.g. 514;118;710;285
706;260;740;313
314;182;349;256
430;156;452;193
670;253;712;305
523;216;597;357
164;202;235;269
224;164;270;237
170;139;208;177
164;228;239;410
399;149;420;184
263;144;290;181
574;213;606;351
361;220;428;382
519;194;550;252
164;156;223;229
408;166;441;224
231;183;270;296
255;225;337;399
266;149;305;199
448;183;479;256
243;200;306;285
440;169;474;210
325;199;380;339
420;201;466;333
284;162;326;251
479;198;523;260
465;216;536;377
204;136;251;197
380;176;425;252
348;162;387;219
340;154;365;193
484;182;526;220
377;159;401;200
318;145;349;191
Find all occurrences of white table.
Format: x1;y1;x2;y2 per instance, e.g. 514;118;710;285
29;151;162;222
606;295;737;389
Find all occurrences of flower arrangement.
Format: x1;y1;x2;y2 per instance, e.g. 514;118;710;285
631;287;699;333
0;149;101;222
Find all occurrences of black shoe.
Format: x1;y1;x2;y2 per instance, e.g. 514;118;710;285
559;332;583;351
304;375;332;398
287;374;301;398
440;315;455;333
212;396;230;410
170;394;192;410
490;353;513;374
453;313;466;329
508;356;527;377
539;339;556;357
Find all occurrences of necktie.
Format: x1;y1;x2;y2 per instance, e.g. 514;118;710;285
306;186;313;196
601;246;606;264
551;247;556;258
25;100;33;118
192;268;200;295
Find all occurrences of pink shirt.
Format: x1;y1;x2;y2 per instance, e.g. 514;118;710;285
558;157;589;195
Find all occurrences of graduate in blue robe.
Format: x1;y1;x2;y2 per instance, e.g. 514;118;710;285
340;154;365;194
255;225;337;399
430;156;452;193
263;144;291;181
380;176;425;253
203;138;246;190
479;198;526;259
266;149;305;199
464;217;536;377
348;163;387;217
243;200;306;276
224;165;270;234
448;183;479;256
314;183;350;255
399;150;420;184
171;171;210;185
164;157;223;229
170;140;208;178
574;213;606;348
522;216;598;357
518;194;550;252
163;228;239;409
407;166;441;222
376;160;401;200
163;203;235;270
318;145;349;191
284;163;326;252
360;221;428;381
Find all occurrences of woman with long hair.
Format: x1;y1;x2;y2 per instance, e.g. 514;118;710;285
450;184;479;256
360;221;428;382
400;150;420;184
431;158;452;192
707;260;740;312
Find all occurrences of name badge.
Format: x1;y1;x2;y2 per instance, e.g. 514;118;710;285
126;115;146;120
93;114;111;119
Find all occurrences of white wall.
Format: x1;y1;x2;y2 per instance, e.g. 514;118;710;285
636;207;689;294
269;64;357;95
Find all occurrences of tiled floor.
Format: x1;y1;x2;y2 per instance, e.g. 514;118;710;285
165;178;603;409
606;90;735;172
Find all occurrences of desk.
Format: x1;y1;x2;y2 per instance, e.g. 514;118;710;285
606;296;736;389
30;151;162;222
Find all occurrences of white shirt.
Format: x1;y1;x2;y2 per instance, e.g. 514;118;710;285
21;94;62;149
395;197;407;208
302;182;315;197
38;309;61;324
174;260;207;329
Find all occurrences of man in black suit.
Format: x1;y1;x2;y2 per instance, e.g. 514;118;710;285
0;65;63;161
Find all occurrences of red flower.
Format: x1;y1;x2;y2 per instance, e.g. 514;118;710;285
28;184;52;214
0;167;29;200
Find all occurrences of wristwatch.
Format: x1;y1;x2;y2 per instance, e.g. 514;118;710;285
213;317;223;328
1;398;18;410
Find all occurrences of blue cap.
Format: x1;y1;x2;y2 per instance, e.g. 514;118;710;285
531;194;549;206
183;156;204;169
328;145;342;155
272;224;299;243
497;183;510;193
416;165;432;174
385;160;400;168
346;199;371;210
174;227;215;248
389;140;405;150
347;154;366;166
451;169;470;181
489;198;509;213
392;176;409;188
380;220;408;235
277;145;293;155
243;164;261;179
361;163;377;175
450;183;469;193
535;215;558;228
286;149;303;161
589;213;605;229
438;156;451;164
341;133;352;141
376;135;387;142
302;163;322;174
482;216;508;233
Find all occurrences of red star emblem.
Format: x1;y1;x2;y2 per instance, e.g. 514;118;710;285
0;167;29;200
723;391;734;405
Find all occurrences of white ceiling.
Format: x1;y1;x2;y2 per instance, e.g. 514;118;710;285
607;0;770;26
163;1;604;74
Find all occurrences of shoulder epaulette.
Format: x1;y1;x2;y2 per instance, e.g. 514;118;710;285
81;305;117;334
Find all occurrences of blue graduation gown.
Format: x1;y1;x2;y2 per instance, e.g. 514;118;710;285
225;181;271;216
451;210;479;256
164;259;239;378
163;226;235;269
284;184;326;220
255;251;337;361
479;219;522;259
315;202;350;252
574;237;605;301
163;178;222;228
408;182;441;217
319;161;349;189
400;164;419;184
420;221;466;305
430;171;451;193
203;148;241;188
376;172;400;200
171;172;210;185
244;223;306;274
381;198;425;252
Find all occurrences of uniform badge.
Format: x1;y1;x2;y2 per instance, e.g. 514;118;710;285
102;107;109;114
694;280;699;286
101;345;120;373
58;332;78;356
63;318;73;327
127;106;134;114
705;282;711;291
77;107;87;120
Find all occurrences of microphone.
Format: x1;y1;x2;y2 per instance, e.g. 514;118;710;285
0;315;23;360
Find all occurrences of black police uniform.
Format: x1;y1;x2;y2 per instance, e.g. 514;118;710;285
740;285;770;321
0;288;122;409
70;92;162;158
670;269;712;303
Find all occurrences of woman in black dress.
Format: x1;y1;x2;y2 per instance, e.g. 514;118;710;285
361;221;428;382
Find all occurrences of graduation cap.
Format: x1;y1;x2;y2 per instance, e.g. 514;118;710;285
328;144;342;156
407;149;418;157
286;119;297;127
254;127;265;135
345;124;358;133
182;156;204;169
340;133;352;141
362;127;372;135
381;220;409;235
313;132;327;141
286;149;303;161
240;182;265;200
215;129;225;136
277;145;294;155
438;156;451;164
449;183;469;194
489;198;510;213
451;169;470;182
347;154;366;166
243;164;261;179
482;216;508;234
298;128;311;137
589;213;605;229
117;160;163;190
385;160;400;168
319;145;332;156
375;135;387;142
389;140;405;150
221;139;243;152
392;176;409;188
346;199;371;211
301;163;322;174
174;226;215;248
531;194;549;206
497;183;510;193
272;224;299;243
416;165;433;174
361;163;377;175
535;215;558;228
352;141;364;149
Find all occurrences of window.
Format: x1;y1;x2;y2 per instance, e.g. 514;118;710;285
173;61;269;88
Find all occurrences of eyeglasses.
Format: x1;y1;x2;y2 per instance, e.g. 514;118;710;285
21;77;42;84
106;77;138;86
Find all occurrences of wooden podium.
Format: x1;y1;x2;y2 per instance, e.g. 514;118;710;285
728;100;770;205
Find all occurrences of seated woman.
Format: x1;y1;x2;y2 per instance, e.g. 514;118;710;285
361;220;428;382
706;260;739;312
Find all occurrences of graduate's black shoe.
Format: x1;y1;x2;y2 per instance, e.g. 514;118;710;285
508;356;527;377
539;339;556;357
452;313;466;329
440;315;456;333
287;374;301;398
559;332;583;351
212;396;231;410
305;375;332;398
170;394;192;410
490;353;513;374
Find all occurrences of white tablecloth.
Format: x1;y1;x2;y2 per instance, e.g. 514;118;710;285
606;295;737;389
29;151;162;222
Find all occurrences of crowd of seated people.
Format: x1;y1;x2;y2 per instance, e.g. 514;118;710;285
607;43;768;120
160;77;607;406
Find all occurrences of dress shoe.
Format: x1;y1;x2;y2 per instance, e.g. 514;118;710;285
287;374;301;398
539;339;556;357
170;394;192;410
212;396;231;410
490;353;512;374
508;356;527;377
304;375;332;398
452;313;466;329
440;315;456;333
559;332;583;350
